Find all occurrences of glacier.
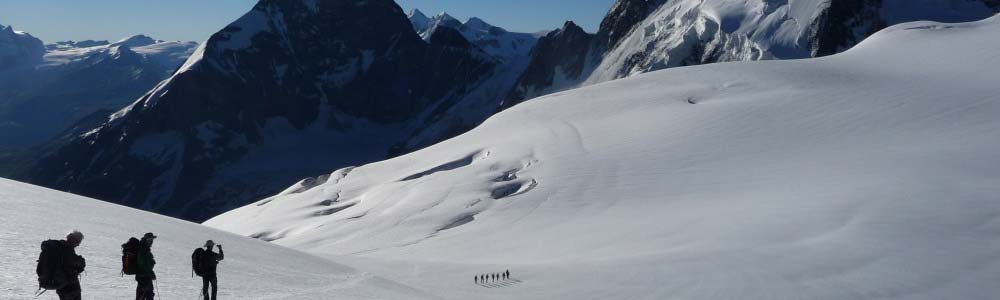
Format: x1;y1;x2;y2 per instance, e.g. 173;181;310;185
208;15;1000;300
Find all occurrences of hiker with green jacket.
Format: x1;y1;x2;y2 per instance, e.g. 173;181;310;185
135;232;157;300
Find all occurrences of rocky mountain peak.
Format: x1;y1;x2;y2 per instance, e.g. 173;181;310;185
408;8;431;31
0;23;45;69
19;0;497;221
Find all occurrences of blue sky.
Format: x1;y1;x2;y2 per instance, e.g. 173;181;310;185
0;0;613;43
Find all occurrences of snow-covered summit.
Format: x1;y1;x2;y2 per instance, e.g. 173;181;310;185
463;17;493;32
407;10;538;62
110;34;159;48
209;15;1000;299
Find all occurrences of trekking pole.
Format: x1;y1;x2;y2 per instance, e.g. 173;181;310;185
155;280;161;300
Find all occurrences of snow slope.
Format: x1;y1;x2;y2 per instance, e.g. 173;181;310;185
209;16;1000;299
0;178;432;300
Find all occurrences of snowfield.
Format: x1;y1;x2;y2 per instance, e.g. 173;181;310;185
0;178;431;300
208;15;1000;300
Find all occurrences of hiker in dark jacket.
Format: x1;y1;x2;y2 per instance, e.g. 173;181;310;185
57;231;86;300
200;240;224;300
135;232;157;300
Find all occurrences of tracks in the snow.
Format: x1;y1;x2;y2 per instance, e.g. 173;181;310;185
477;278;523;288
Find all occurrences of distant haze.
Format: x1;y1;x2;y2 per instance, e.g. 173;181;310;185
0;0;612;43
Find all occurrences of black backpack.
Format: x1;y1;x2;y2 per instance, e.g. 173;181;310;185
191;248;206;277
36;240;69;290
121;237;141;275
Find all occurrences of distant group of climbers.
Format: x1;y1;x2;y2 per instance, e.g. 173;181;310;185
475;269;511;284
35;231;225;300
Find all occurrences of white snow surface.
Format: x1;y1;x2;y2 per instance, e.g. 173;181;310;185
208;16;1000;299
0;178;432;300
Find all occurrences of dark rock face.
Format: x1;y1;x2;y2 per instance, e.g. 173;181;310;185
19;0;495;221
986;0;1000;10
594;0;667;51
812;0;886;57
504;22;594;109
505;0;667;108
428;26;476;49
813;0;999;57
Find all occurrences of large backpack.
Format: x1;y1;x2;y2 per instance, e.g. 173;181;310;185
121;237;141;275
36;240;69;290
191;248;206;277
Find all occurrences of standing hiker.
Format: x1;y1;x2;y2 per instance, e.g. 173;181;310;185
505;269;510;280
193;240;224;300
135;232;157;300
36;231;86;300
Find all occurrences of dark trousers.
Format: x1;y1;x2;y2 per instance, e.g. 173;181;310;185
136;277;154;300
56;279;81;300
202;275;218;300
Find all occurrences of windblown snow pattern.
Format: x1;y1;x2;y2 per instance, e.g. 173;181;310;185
208;16;1000;300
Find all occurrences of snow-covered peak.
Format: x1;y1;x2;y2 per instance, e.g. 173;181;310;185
408;8;429;21
407;10;538;62
435;11;458;22
464;17;492;29
111;34;159;48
